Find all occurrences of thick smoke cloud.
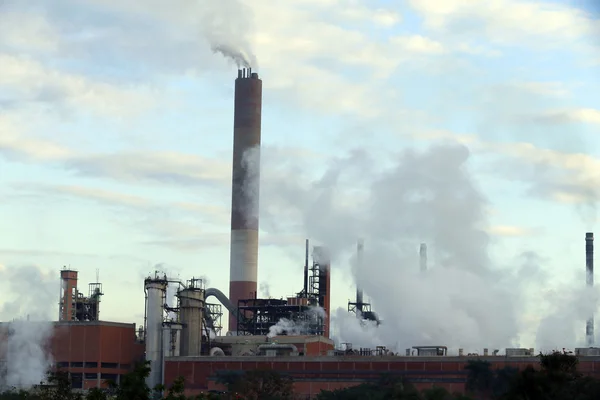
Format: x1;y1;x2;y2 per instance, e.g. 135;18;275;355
0;320;53;390
200;0;258;68
0;265;56;390
260;143;597;352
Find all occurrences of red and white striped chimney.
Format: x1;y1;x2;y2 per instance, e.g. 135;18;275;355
229;68;262;333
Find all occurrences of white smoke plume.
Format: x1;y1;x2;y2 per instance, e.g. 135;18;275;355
267;306;326;338
165;282;178;321
261;143;595;352
0;265;57;390
0;320;53;390
241;145;261;224
200;0;258;68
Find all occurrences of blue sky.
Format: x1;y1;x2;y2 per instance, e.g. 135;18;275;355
1;0;600;350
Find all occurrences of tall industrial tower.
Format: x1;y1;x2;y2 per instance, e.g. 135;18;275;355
229;68;262;332
586;232;594;347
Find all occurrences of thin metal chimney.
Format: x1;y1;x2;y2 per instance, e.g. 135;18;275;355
420;243;427;272
356;239;364;314
587;232;594;346
303;239;309;296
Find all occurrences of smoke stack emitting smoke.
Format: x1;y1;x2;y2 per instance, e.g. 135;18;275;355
229;68;262;332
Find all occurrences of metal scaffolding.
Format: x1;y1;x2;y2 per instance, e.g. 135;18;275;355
236;298;324;336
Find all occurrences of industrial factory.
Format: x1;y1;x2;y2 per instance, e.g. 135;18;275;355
2;69;600;398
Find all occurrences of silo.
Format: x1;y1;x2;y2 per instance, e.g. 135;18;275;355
179;281;205;356
144;275;167;390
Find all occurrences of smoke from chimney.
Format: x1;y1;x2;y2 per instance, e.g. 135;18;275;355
200;0;258;68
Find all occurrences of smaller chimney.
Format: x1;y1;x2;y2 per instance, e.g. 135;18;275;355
303;239;309;296
419;243;427;272
356;239;364;313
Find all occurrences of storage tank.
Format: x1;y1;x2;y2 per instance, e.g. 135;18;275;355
144;275;168;390
178;279;205;356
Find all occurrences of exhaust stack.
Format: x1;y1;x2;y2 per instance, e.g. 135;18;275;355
586;232;594;347
229;68;262;333
420;243;427;272
356;239;364;314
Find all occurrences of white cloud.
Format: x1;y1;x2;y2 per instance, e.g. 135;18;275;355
488;225;535;237
409;0;596;49
0;54;161;117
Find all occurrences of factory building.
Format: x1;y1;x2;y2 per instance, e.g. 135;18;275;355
4;70;600;400
0;270;145;389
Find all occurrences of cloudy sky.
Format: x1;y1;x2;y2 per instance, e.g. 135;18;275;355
1;0;599;350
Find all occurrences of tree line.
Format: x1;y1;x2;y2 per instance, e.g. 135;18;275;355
1;351;600;399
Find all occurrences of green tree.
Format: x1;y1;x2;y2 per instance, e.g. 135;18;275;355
216;370;293;400
85;388;107;400
108;361;153;400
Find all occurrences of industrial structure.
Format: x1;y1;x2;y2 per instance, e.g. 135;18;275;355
587;232;595;347
3;70;600;399
347;239;379;324
59;269;103;322
229;67;262;332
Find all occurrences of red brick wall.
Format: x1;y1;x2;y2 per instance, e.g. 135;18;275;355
164;358;600;398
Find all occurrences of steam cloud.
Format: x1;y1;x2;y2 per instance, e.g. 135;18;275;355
261;143;598;352
240;145;261;224
200;0;258;68
0;265;56;390
267;306;326;338
0;320;53;390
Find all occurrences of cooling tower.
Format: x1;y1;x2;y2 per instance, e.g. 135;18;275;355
229;68;262;332
587;232;594;346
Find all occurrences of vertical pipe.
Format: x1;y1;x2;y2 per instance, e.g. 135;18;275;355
356;239;364;314
586;232;594;346
420;243;428;272
229;69;262;333
303;239;309;296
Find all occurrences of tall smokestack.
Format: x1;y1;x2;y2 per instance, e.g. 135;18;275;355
356;239;364;314
586;232;594;346
229;68;262;333
420;243;427;272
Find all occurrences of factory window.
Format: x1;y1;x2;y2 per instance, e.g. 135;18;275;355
56;362;69;368
101;362;118;369
85;362;98;368
85;373;98;380
70;362;84;368
101;373;118;383
71;373;83;389
120;364;130;370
